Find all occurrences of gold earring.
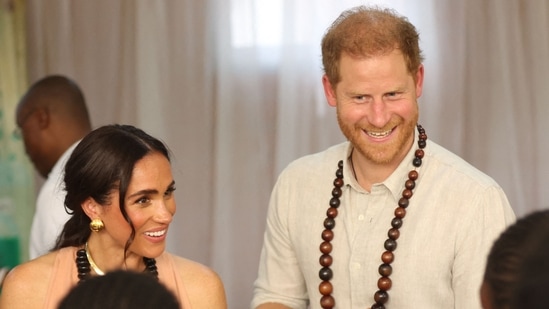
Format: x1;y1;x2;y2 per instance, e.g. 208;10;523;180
89;219;105;232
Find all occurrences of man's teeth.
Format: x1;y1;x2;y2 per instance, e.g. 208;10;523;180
367;130;392;138
145;230;166;237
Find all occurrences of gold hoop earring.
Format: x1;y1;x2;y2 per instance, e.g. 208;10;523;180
89;219;105;232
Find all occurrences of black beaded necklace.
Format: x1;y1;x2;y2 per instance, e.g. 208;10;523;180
318;124;427;309
75;244;159;282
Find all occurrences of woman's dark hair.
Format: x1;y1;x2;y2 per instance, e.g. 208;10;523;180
54;124;170;255
483;209;549;308
57;270;180;309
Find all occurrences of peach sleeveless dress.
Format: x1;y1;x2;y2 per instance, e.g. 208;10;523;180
42;247;193;309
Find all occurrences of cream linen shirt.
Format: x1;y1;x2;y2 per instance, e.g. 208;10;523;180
252;135;515;309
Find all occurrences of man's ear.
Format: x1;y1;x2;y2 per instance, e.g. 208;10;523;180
35;106;50;129
81;197;101;220
322;74;338;107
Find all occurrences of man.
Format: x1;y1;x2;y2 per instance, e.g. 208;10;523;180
252;6;515;309
14;75;92;259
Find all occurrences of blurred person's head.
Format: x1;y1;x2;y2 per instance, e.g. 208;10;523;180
57;270;180;309
481;209;549;309
15;75;91;178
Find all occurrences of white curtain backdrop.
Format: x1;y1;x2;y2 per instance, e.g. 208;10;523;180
23;0;549;307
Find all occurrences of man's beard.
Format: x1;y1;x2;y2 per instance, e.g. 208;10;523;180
337;114;418;165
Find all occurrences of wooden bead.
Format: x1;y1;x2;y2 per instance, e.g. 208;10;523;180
402;189;413;199
384;239;397;251
326;207;338;218
405;179;415;190
323;218;335;230
319;281;333;295
394;207;406;218
320;295;335;309
320;241;332;254
377;276;392;290
379;263;392;276
408;170;418;180
381;251;394;263
319;267;333;281
387;228;400;240
319;254;332;267
321;229;334;242
374;290;389;303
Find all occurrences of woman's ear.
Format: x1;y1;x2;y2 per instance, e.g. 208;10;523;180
81;197;100;220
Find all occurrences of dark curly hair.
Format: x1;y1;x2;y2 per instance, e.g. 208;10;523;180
58;270;180;309
483;209;549;308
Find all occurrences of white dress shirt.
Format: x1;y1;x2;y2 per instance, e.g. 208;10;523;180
29;141;79;259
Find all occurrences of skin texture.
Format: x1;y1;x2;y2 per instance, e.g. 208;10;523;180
0;152;227;309
323;50;423;191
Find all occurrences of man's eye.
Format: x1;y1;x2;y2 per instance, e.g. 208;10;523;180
386;92;402;99
354;96;368;103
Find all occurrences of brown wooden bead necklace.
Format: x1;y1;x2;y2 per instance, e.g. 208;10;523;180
318;124;427;309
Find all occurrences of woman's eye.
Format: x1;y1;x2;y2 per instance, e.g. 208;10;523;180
164;187;176;198
136;197;150;204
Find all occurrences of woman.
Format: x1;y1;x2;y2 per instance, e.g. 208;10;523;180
0;124;227;309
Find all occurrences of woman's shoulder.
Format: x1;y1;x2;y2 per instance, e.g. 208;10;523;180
167;253;221;284
5;251;57;284
0;251;58;309
164;253;227;308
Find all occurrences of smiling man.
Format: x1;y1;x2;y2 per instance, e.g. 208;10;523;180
252;5;515;309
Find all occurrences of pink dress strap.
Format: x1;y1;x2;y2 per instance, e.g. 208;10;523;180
42;247;78;309
156;252;193;309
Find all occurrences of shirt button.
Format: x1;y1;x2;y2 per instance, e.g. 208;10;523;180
353;262;361;270
358;214;365;221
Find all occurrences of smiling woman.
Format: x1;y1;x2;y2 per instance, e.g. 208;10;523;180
0;124;227;309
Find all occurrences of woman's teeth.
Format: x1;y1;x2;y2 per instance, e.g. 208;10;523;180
145;230;166;237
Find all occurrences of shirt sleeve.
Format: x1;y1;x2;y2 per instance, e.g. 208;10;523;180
452;185;515;309
251;172;310;309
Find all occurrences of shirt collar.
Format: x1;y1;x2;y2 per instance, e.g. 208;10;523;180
342;132;420;200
